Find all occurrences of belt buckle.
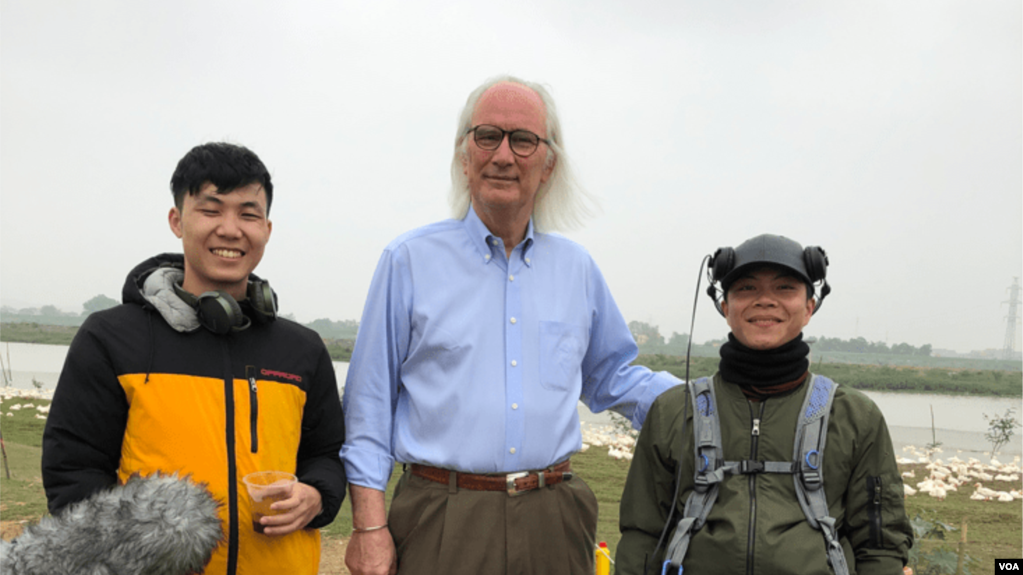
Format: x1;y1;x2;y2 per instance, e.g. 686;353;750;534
506;471;529;496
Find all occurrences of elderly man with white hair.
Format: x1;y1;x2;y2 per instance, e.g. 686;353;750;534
341;75;680;575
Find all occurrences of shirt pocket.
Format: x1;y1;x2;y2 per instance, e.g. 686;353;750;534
539;320;588;391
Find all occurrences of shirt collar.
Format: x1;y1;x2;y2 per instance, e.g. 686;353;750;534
462;205;535;266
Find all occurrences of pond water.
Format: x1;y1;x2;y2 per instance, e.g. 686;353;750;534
4;341;1020;456
0;341;354;394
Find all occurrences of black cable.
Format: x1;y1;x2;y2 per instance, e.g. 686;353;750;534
645;254;710;574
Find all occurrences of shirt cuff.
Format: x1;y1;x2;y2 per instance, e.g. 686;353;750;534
631;372;682;430
341;445;396;491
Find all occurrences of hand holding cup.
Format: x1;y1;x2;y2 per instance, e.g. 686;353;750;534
242;471;297;534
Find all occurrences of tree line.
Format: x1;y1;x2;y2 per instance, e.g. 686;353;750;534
628;320;934;357
812;336;932;357
2;295;360;341
2;294;122;324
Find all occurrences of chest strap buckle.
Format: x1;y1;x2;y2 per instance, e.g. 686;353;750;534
739;460;765;474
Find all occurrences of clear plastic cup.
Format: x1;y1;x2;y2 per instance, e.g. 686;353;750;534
242;471;297;533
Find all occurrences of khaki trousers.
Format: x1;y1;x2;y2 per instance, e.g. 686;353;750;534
388;467;598;575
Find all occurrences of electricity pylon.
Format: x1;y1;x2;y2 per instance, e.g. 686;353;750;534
1004;277;1022;359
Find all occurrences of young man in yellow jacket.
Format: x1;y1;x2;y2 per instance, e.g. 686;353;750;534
43;142;346;575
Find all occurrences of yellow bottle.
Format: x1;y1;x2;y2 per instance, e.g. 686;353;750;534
595;541;611;575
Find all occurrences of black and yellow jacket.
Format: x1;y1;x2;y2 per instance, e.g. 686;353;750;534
617;372;912;574
42;254;346;575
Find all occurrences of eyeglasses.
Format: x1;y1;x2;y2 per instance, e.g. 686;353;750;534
466;125;551;158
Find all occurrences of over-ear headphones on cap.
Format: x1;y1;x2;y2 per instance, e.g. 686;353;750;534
708;246;735;284
705;234;831;317
173;279;277;335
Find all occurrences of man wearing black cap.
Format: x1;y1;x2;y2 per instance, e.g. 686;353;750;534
616;234;912;574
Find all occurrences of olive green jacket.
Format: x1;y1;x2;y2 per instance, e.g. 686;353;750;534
617;372;912;574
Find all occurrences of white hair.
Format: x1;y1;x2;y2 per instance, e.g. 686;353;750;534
449;75;598;233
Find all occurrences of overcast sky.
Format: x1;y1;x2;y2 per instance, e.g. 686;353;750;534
2;1;1020;354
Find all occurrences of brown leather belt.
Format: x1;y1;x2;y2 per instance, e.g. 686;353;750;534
410;460;573;496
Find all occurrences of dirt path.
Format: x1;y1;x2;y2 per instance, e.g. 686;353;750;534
320;536;350;575
1;521;25;541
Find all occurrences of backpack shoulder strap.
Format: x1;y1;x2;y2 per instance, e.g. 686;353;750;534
792;374;850;575
663;376;724;571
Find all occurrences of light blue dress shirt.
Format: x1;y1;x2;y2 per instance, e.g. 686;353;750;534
341;207;679;491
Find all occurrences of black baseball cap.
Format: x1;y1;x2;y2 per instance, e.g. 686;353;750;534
719;234;814;294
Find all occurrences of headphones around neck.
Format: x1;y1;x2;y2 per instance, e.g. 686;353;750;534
705;239;830;317
173;280;277;335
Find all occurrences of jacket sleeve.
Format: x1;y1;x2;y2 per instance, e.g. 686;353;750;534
41;315;129;514
616;389;687;574
840;396;914;573
295;340;347;529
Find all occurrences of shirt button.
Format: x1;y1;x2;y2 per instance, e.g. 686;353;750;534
509;275;514;281
510;317;517;324
491;239;499;246
512;403;519;410
509;447;516;454
511;360;518;367
485;254;491;260
525;257;531;264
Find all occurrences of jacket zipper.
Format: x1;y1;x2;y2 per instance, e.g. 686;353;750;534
747;401;765;575
246;366;259;453
867;476;883;547
222;340;239;575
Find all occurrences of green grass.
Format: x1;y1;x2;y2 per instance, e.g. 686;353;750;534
637;343;1023;373
632;354;1023;397
0;323;79;345
322;338;354;363
814;351;1023;372
813;362;1023;397
631;354;720;381
0;322;356;363
0;399;51;522
0;399;50;447
0;441;50;522
901;463;1022;574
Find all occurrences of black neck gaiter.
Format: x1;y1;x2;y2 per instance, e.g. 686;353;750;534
718;332;810;391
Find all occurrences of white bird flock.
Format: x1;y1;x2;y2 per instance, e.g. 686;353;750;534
1;386;54;419
897;445;1022;503
581;423;638;461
